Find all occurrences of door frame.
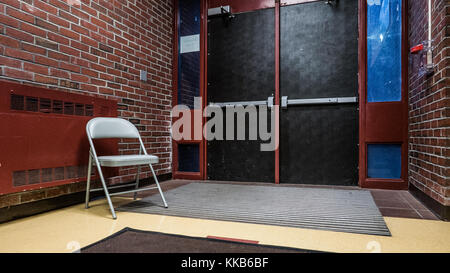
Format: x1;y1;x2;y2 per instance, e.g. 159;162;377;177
172;0;409;190
172;0;208;180
359;0;409;190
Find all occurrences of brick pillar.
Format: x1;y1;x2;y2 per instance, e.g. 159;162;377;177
408;0;449;220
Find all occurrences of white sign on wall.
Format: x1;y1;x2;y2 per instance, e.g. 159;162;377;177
180;34;200;54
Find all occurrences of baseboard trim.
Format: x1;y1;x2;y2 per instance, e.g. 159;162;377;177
0;173;172;224
409;183;449;221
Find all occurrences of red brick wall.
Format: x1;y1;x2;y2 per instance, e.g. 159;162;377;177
408;0;449;207
0;0;174;207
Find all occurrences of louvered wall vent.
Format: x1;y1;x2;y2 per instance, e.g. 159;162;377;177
10;94;94;117
12;166;88;187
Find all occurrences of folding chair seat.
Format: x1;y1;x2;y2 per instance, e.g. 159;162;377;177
96;155;159;167
85;117;168;219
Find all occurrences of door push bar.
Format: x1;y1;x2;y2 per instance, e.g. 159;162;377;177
281;96;358;108
209;96;358;108
210;96;275;108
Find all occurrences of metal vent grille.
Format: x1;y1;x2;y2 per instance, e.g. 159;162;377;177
26;97;38;112
28;169;41;185
39;98;51;114
10;94;94;117
52;100;63;114
77;165;88;178
64;102;74;115
66;166;78;179
10;94;25;110
42;168;53;183
75;103;85;116
53;167;65;181
12;166;88;187
85;105;94;116
12;171;27;187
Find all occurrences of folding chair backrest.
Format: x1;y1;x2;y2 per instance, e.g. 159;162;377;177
87;118;140;140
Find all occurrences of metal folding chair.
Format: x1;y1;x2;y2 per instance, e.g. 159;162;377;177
85;117;168;219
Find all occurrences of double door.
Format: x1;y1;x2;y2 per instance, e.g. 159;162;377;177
207;0;359;186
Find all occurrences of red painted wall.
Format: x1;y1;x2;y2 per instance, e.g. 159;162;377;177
0;0;174;207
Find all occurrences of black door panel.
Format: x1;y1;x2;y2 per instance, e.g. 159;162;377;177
207;8;275;182
279;0;359;185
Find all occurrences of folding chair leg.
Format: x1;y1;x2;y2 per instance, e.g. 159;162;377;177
149;164;168;208
133;166;141;200
85;154;93;209
95;165;117;220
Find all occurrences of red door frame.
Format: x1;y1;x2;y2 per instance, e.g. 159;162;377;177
172;0;409;189
359;0;409;190
275;0;281;184
172;0;207;180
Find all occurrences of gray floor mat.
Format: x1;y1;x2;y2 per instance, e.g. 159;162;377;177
117;183;391;236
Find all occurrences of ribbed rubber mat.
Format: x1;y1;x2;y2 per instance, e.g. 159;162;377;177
117;183;391;236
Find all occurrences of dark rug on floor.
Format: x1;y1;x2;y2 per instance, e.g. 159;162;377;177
81;228;315;253
117;183;391;236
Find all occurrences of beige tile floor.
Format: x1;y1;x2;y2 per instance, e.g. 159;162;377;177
0;195;449;253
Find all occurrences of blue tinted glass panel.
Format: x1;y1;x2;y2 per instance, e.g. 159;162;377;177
178;144;200;172
178;0;201;109
368;144;402;179
367;0;402;102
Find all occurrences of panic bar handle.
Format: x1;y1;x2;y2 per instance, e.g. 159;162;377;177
282;97;358;108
